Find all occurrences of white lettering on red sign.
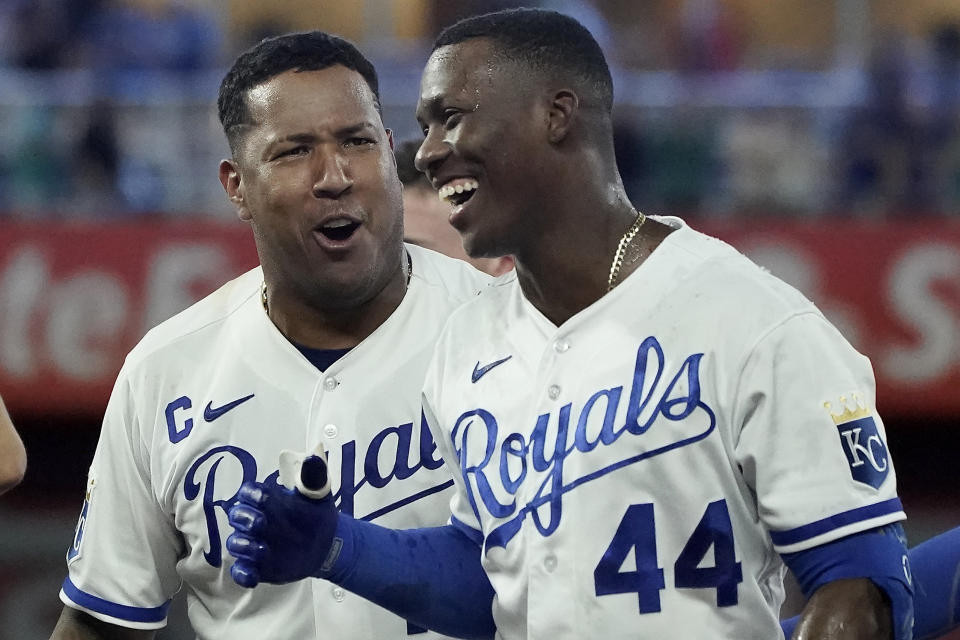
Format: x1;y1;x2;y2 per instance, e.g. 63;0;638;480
882;244;960;384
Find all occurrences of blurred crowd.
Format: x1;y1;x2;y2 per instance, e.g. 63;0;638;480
0;0;959;219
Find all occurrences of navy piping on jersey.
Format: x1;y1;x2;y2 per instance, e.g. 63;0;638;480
769;497;904;546
62;577;170;623
293;343;352;372
361;480;454;521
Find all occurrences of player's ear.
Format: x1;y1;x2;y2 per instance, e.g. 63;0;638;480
385;129;401;178
219;158;252;222
545;89;579;144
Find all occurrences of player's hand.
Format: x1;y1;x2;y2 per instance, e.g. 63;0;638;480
226;451;340;588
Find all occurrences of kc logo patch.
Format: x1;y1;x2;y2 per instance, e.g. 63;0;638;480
67;473;96;564
825;394;889;489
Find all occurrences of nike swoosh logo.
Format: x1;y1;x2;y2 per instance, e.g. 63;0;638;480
203;394;255;422
471;356;512;383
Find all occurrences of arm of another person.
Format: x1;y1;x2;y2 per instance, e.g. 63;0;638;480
0;394;26;494
50;606;155;640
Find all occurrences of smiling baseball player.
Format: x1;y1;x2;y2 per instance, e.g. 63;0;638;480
50;31;489;640
224;10;916;640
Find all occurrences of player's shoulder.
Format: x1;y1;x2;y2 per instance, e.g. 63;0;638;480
407;243;493;304
125;266;262;365
442;266;517;331
663;216;818;316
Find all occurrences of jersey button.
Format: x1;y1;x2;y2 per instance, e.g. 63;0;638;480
323;424;338;438
553;339;570;353
547;384;561;400
543;554;558;572
332;587;345;602
323;377;338;391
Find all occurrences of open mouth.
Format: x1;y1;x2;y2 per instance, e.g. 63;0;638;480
438;179;479;208
317;218;360;242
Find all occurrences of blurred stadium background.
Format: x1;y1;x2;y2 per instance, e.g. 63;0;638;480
1;1;959;637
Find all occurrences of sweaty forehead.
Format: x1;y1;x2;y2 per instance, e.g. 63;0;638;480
419;40;512;106
246;66;380;129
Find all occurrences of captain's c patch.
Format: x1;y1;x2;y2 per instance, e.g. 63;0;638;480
67;474;95;564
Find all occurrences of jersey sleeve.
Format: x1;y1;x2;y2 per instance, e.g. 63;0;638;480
421;326;485;542
732;311;905;554
60;367;184;629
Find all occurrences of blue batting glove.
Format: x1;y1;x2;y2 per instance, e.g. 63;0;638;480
226;453;340;588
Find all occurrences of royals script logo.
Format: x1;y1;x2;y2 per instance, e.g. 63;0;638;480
451;335;716;552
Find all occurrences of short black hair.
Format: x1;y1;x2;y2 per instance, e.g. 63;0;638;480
218;31;380;156
433;8;613;111
394;139;429;187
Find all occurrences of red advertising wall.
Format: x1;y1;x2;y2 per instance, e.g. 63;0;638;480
2;218;959;418
0;222;258;415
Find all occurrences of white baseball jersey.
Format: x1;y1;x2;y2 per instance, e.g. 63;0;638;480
61;244;490;640
423;217;905;639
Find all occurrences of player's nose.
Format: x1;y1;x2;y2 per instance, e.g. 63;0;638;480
414;130;450;184
312;151;353;199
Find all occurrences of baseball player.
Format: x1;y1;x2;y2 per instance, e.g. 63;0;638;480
49;32;489;640
225;9;916;640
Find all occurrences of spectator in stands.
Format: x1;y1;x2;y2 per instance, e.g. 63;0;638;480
6;0;72;70
676;0;742;72
7;107;69;215
79;0;222;73
2;0;101;71
927;23;960;213
929;23;960;143
838;35;927;216
0;394;27;495
70;100;125;216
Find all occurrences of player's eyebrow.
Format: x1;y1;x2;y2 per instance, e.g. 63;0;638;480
415;96;442;124
335;121;379;137
274;132;319;145
270;122;379;146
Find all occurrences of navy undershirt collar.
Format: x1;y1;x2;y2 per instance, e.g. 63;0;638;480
292;342;352;372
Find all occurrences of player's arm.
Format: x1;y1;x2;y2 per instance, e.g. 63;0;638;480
58;372;182;633
780;524;912;640
49;606;155;640
0;394;27;495
227;455;496;639
782;526;960;640
790;578;891;639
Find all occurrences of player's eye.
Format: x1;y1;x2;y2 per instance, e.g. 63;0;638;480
276;145;308;159
443;109;462;128
345;137;376;147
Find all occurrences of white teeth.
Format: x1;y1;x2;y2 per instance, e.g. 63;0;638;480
323;219;352;228
438;179;479;203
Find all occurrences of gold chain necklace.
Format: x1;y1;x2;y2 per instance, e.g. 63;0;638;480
606;211;646;292
261;251;412;313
